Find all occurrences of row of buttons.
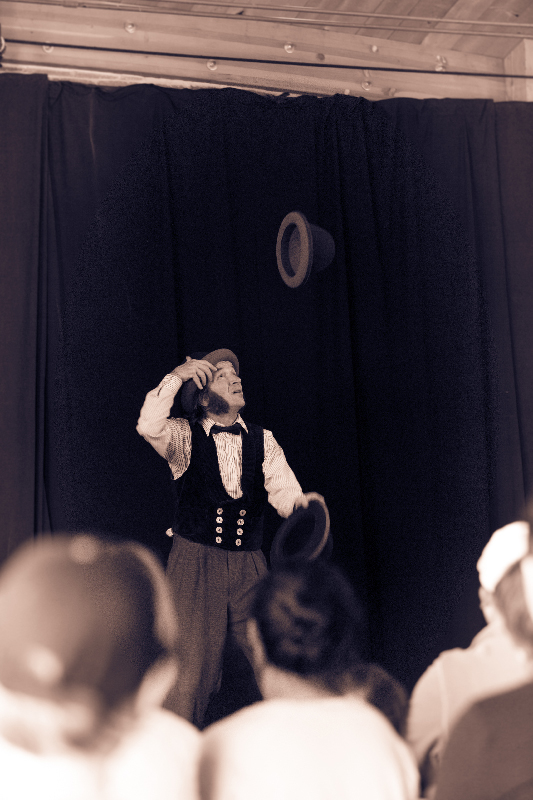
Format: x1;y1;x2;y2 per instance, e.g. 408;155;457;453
216;508;247;517
215;537;242;545
215;508;247;546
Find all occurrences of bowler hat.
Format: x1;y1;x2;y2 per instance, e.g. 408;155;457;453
270;496;332;570
276;211;335;288
179;348;239;416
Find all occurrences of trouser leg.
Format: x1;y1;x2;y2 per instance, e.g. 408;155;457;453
227;549;268;675
163;536;229;727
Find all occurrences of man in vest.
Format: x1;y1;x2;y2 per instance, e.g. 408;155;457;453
137;349;320;727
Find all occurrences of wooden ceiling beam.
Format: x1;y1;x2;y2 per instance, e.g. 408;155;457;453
505;38;533;100
0;0;510;98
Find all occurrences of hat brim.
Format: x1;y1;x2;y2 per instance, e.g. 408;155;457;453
276;211;313;289
179;349;239;416
270;497;331;570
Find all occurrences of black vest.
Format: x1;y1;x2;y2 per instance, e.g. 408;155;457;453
172;420;268;551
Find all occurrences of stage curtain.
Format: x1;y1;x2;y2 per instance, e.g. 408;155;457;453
381;98;533;528
380;98;533;655
0;74;48;558
1;76;533;688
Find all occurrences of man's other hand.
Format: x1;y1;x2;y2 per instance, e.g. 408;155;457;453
293;492;325;511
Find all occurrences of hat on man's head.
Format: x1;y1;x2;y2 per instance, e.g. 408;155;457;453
276;211;335;289
0;534;173;708
270;496;332;571
477;521;530;593
179;348;239;416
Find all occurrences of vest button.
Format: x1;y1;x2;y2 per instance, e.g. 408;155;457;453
216;527;223;534
217;508;223;514
216;517;223;523
216;536;222;544
237;519;244;526
239;510;246;516
236;538;241;546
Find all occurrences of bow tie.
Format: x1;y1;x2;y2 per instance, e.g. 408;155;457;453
211;423;242;436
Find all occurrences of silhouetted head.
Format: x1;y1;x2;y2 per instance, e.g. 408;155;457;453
0;534;178;752
248;560;366;695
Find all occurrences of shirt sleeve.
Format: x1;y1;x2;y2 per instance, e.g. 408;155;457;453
136;374;192;479
263;430;304;518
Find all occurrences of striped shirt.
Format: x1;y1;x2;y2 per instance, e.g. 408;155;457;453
137;373;304;519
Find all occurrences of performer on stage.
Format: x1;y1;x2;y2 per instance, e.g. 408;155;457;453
137;349;320;727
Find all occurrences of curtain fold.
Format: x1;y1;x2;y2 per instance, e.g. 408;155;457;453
380;99;527;530
0;74;48;559
494;103;533;501
1;75;532;688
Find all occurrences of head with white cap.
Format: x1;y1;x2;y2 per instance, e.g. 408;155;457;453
483;520;533;657
476;521;530;624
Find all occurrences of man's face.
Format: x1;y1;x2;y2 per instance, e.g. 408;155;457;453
206;361;245;412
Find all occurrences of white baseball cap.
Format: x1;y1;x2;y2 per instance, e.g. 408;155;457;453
477;521;530;592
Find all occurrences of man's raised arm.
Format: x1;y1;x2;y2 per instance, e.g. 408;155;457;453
136;357;214;460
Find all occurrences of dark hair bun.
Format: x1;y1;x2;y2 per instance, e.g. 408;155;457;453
251;561;365;691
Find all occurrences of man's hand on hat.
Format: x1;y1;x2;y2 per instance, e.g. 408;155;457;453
171;356;214;390
293;492;325;511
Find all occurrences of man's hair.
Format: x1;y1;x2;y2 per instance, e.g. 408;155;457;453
188;385;231;424
187;386;209;424
493;559;533;653
249;561;366;694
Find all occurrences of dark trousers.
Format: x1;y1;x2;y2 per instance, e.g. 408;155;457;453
163;534;268;727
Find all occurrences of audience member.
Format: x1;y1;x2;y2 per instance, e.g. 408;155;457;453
0;533;200;800
434;544;533;800
200;561;419;800
407;521;532;797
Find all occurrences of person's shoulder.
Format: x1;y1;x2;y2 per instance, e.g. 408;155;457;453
204;696;391;742
107;709;201;800
430;644;474;669
132;707;201;754
242;420;270;444
203;700;298;750
414;625;527;691
167;416;192;432
168;416;191;426
412;644;473;691
203;700;266;737
335;693;402;730
150;705;200;733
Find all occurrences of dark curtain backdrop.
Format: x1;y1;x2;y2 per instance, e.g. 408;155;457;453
1;74;533;690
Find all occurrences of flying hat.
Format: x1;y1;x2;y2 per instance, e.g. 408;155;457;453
477;520;530;592
270;495;332;570
0;534;175;708
276;211;335;288
178;348;239;416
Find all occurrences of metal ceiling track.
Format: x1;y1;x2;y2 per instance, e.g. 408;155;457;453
7;0;533;33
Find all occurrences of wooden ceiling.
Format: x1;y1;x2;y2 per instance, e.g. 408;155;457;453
181;0;533;59
2;0;533;98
